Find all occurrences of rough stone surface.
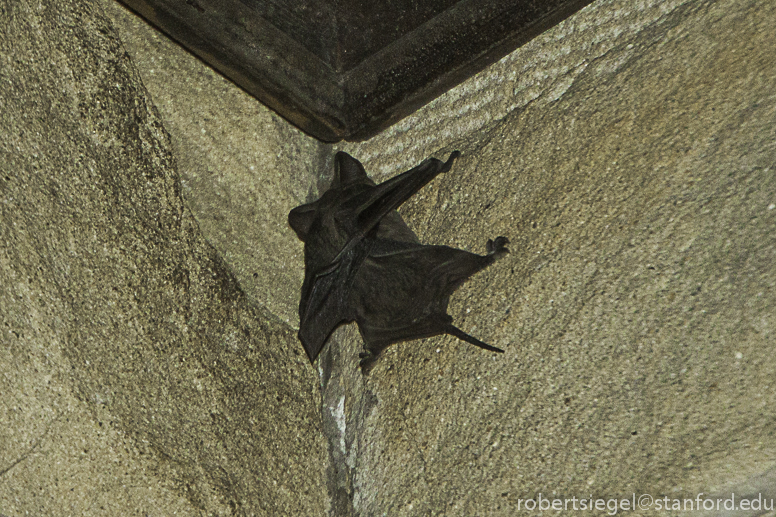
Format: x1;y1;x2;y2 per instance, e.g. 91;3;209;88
0;2;327;516
101;0;329;328
4;0;775;515
342;0;701;178
329;0;776;515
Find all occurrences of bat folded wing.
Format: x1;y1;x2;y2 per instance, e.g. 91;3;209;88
331;152;460;263
297;249;363;362
354;151;459;235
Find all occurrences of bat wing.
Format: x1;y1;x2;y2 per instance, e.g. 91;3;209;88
351;239;508;368
297;257;350;362
297;245;369;363
331;151;460;263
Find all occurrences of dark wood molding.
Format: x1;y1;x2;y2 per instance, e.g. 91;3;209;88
117;0;594;142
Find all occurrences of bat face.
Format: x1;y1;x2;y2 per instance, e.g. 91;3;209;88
289;151;509;371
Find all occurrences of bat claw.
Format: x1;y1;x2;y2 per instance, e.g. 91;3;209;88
442;150;461;171
359;351;377;372
487;236;510;256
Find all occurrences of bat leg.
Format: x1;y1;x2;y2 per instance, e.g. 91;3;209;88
445;325;504;353
358;327;503;373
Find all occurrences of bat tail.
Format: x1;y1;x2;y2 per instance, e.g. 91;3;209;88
446;325;504;354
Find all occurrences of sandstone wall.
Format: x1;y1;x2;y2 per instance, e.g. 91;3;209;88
2;0;774;516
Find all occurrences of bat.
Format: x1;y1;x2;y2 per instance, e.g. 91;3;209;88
288;150;509;370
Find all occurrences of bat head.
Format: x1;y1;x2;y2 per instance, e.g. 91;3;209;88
288;152;375;242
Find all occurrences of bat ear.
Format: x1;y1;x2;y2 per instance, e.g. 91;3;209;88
334;151;367;187
288;204;317;241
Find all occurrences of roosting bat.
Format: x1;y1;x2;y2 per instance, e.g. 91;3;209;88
288;151;509;370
